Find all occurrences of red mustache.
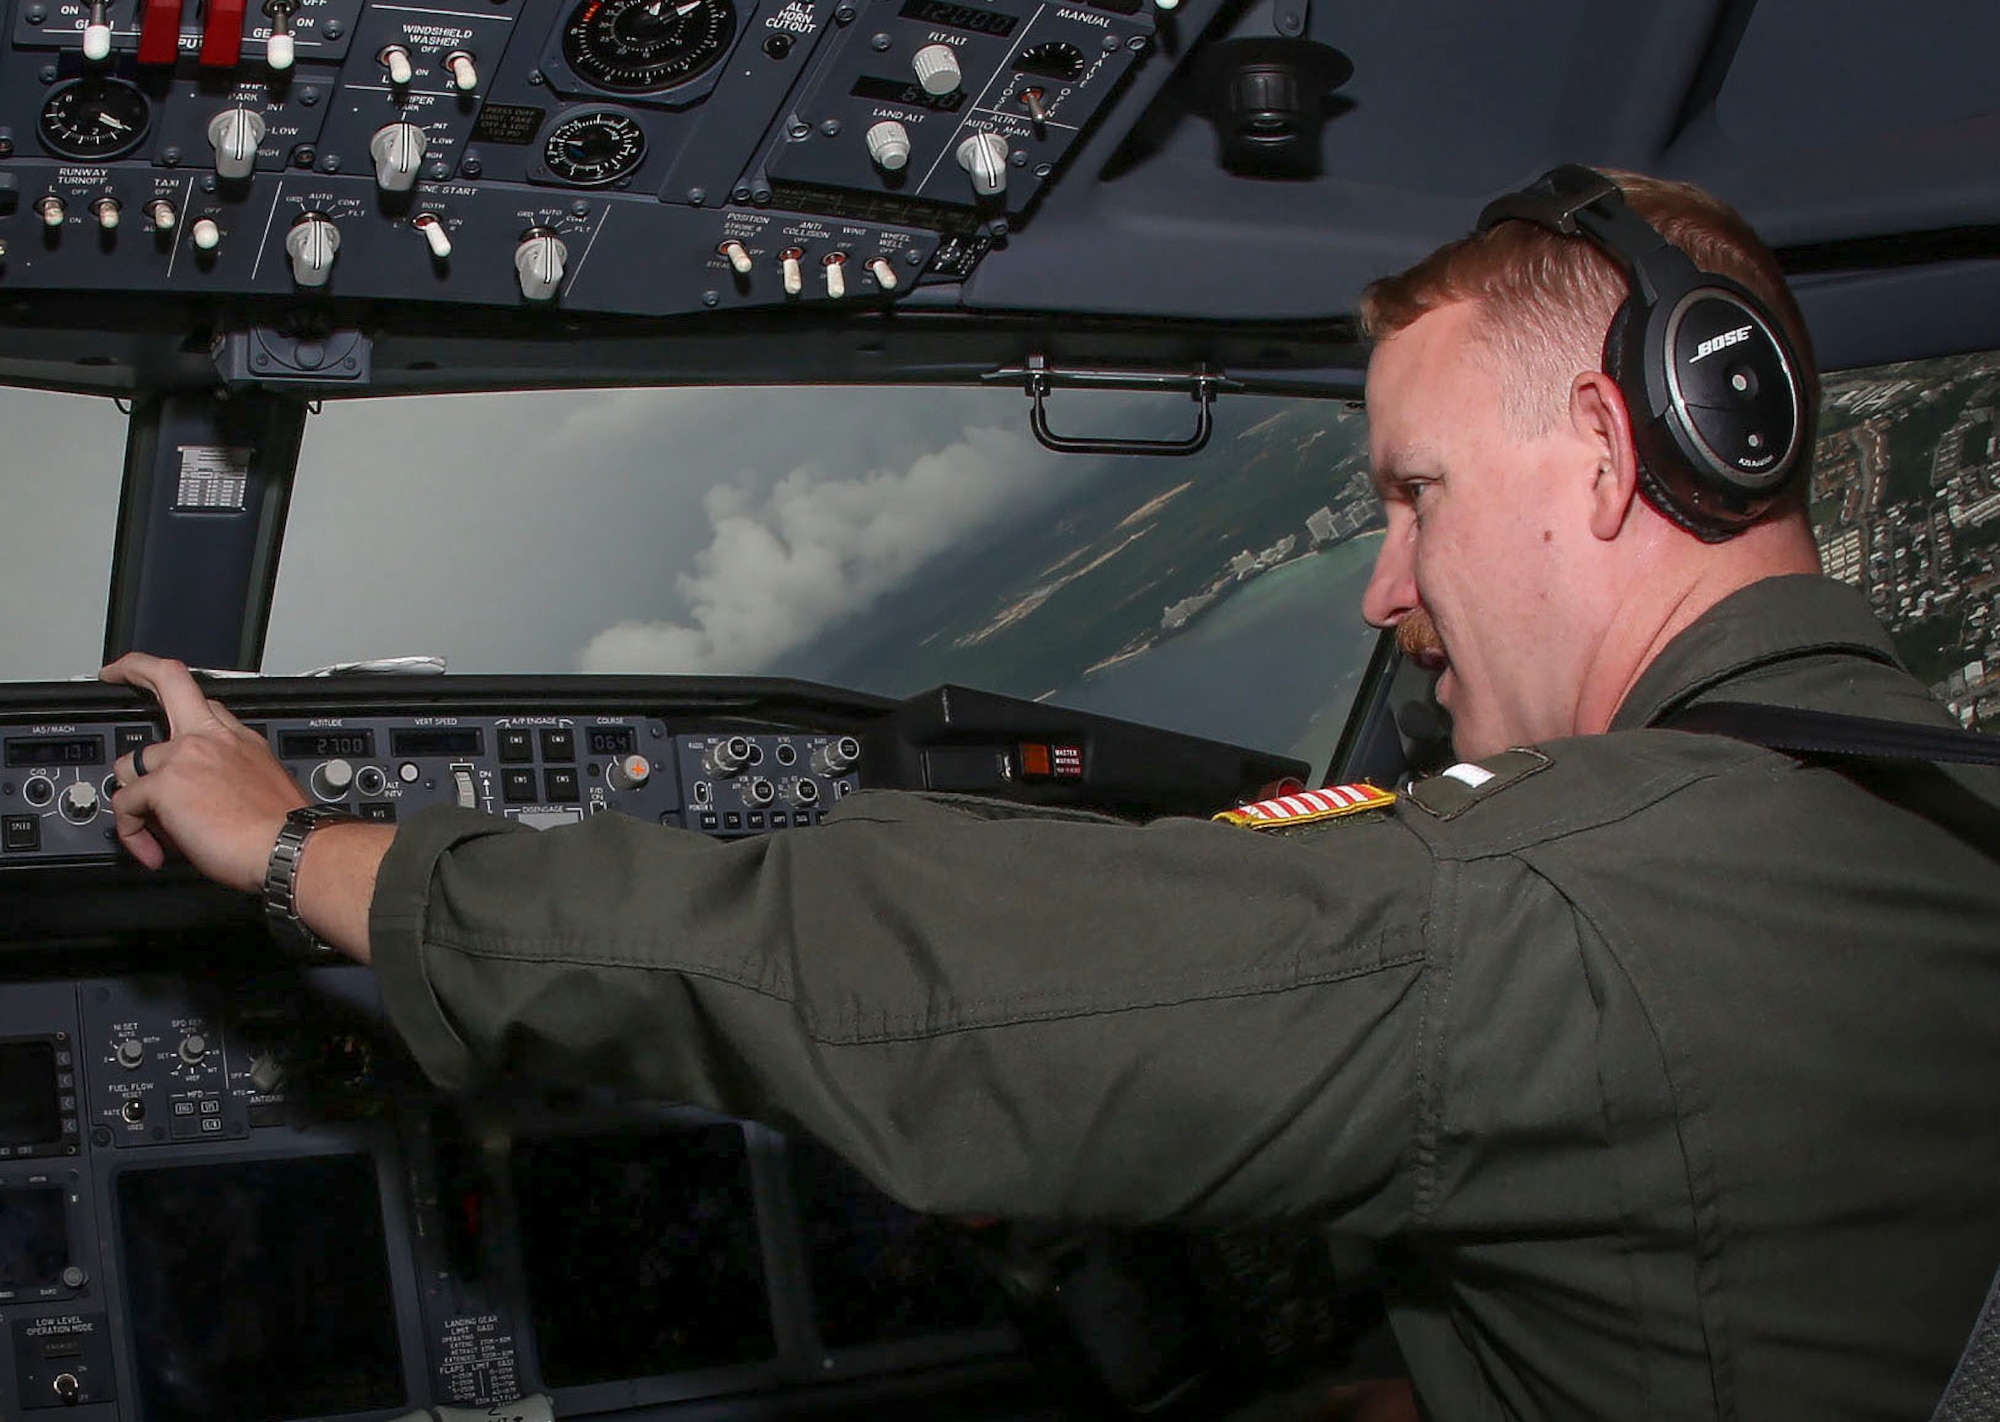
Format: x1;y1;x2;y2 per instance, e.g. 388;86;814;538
1396;608;1447;669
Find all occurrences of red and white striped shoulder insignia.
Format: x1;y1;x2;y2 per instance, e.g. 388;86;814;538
1213;782;1396;829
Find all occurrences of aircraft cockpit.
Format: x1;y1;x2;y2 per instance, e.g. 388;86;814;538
0;0;1995;1418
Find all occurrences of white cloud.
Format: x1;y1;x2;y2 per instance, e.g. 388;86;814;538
579;422;1051;673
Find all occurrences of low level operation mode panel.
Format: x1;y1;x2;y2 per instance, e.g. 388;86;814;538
0;710;863;865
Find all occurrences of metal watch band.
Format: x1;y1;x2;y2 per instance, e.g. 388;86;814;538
263;805;355;950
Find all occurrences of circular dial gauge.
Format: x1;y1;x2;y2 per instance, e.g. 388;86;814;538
542;110;648;185
38;78;152;161
561;0;737;93
1016;41;1085;82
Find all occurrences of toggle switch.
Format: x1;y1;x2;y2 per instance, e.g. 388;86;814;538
192;217;222;250
1020;87;1047;127
415;213;452;258
822;252;846;299
265;0;297;69
83;0;112;60
93;196;121;230
718;239;753;274
145;198;177;231
444;50;478;90
36;195;65;228
868;256;899;291
781;247;804;296
379;44;414;84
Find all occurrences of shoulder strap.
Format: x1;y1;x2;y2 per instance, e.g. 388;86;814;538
1663;701;2000;767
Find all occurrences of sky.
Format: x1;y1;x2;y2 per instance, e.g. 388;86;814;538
0;383;1150;680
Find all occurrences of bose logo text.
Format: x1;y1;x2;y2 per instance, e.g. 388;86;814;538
1693;325;1753;363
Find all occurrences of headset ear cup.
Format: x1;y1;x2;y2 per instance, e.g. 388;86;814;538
1601;299;1715;540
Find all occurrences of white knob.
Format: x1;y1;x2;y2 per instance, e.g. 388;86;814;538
445;51;478;90
285;215;340;287
380;45;413;84
192;217;222;250
417;215;452;258
823;254;846;299
84;19;112;59
911;43;961;96
865;119;910;172
208;107;267;181
514;231;568;301
59;781;100;823
608;754;651;791
719;239;752;274
781;248;803;296
369;122;426;192
94;197;121;230
145;199;177;231
868;256;899;291
311;758;354;798
268;30;295;69
37;196;65;228
956;132;1010;197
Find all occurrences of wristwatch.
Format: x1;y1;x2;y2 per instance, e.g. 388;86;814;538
264;804;357;952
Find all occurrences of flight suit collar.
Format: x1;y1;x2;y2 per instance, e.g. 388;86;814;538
1610;574;1902;731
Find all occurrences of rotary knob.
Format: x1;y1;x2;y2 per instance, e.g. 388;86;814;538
369;122;427;193
813;735;862;776
608;754;651;791
956;132;1009;197
58;781;100;824
704;735;754;777
865;119;911;173
179;1033;208;1064
514;231;568;302
116;1038;146;1069
911;43;961;96
310;758;354;799
208;107;267;181
285;215;340;287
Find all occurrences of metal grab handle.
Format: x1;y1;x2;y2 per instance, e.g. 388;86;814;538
1002;357;1234;457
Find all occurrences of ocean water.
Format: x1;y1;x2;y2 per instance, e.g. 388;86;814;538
1054;533;1386;776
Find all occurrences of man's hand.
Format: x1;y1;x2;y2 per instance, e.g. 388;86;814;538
99;653;308;893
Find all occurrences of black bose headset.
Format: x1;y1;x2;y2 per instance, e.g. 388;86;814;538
1475;164;1811;541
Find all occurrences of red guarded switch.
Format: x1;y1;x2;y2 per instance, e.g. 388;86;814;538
200;0;247;68
137;0;184;66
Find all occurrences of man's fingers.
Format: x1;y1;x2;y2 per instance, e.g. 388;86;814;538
99;653;217;738
109;782;167;871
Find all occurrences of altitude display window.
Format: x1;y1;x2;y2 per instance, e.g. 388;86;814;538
512;1123;774;1383
115;1155;405;1422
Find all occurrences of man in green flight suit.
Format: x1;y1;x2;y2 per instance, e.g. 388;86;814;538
100;169;2000;1421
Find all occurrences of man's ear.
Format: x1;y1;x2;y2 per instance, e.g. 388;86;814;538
1571;372;1639;542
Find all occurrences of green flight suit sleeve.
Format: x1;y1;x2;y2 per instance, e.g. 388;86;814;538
368;788;1435;1229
